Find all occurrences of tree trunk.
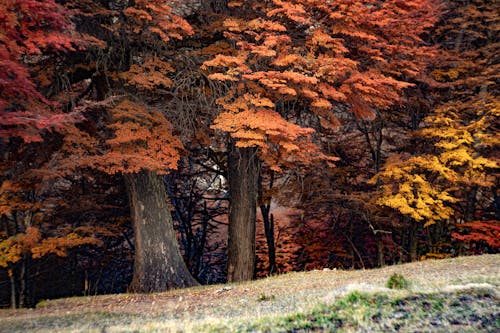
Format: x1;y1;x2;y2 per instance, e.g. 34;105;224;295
227;144;260;282
259;170;277;275
9;269;16;309
409;222;419;262
124;170;198;293
377;237;385;267
261;209;277;275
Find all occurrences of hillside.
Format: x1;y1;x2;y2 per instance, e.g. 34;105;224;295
0;254;498;332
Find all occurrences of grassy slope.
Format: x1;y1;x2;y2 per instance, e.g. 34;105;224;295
0;254;498;332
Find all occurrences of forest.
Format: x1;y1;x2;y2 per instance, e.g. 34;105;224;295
0;0;498;309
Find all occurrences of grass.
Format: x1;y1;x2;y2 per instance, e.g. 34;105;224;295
0;254;498;332
206;288;499;332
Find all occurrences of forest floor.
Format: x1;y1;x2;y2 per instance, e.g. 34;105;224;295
0;254;498;332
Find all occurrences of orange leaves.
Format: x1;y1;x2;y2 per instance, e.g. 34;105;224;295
202;54;251;81
125;0;194;41
242;71;318;92
311;99;332;110
247;19;287;32
100;100;183;174
202;54;249;70
213;107;313;151
318;83;347;102
267;0;309;24
57;99;183;175
119;56;174;90
204;0;441;150
310;29;348;53
123;7;152;21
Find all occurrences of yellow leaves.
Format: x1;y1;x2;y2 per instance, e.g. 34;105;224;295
373;154;459;226
31;233;102;259
374;90;499;226
0;227;41;267
375;169;456;226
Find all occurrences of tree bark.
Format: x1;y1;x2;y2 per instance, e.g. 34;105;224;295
259;171;277;275
377;237;385;267
409;222;419;262
124;170;198;293
9;269;16;309
227;144;260;282
261;209;277;274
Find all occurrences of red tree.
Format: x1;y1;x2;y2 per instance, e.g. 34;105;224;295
0;0;78;142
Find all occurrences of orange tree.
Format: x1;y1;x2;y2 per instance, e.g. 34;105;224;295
1;0;199;295
53;0;200;292
203;0;442;281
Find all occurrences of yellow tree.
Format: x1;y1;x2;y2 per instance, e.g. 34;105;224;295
373;0;499;259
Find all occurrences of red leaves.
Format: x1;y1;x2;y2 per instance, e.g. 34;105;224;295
452;221;500;248
0;0;76;142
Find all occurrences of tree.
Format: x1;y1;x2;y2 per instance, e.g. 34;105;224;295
1;0;200;294
0;0;78;142
372;0;499;260
56;0;200;292
203;0;442;281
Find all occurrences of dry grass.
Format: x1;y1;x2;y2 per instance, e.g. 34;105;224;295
0;254;498;332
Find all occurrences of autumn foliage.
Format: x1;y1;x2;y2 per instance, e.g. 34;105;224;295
0;0;498;307
0;0;79;142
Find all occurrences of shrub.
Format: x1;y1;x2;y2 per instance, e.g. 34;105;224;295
387;273;410;289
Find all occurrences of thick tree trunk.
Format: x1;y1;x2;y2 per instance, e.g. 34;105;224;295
227;144;260;282
124;171;198;293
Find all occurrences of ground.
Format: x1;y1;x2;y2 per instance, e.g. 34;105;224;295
0;254;498;332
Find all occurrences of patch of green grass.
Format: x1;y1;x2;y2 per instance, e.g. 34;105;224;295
204;288;499;332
